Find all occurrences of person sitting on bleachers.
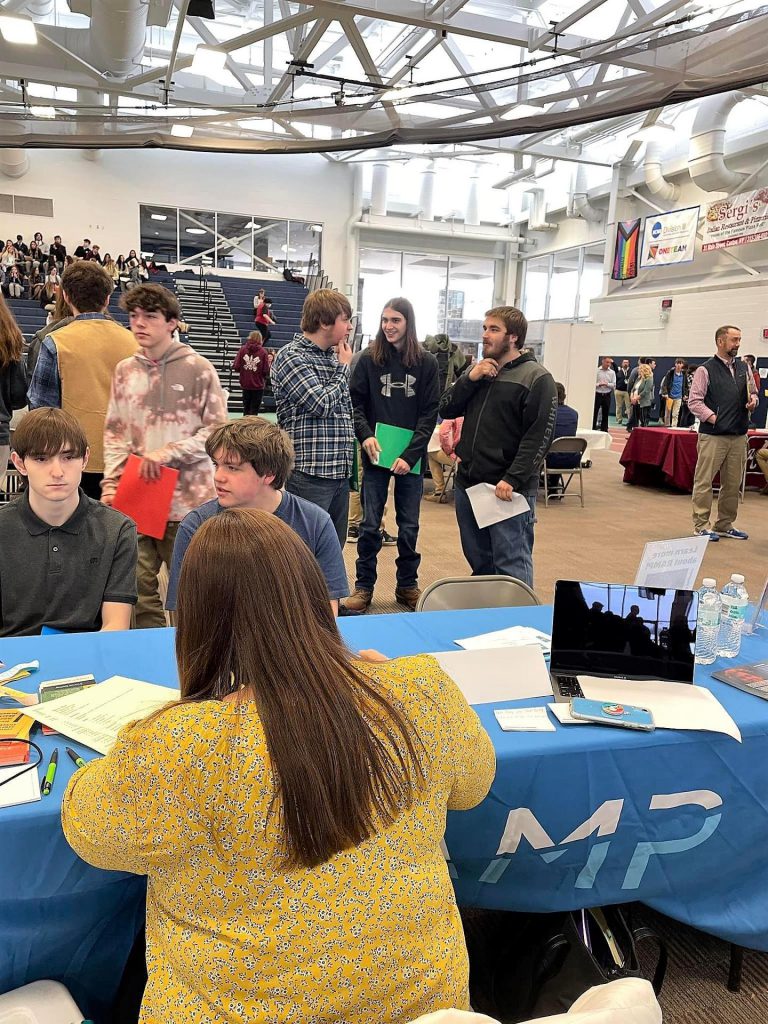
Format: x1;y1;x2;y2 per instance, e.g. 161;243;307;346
27;240;43;276
1;408;137;636
33;231;48;258
3;265;26;299
48;235;67;271
62;506;494;1024
125;250;141;288
102;254;119;287
29;265;46;303
283;265;305;285
1;241;18;272
74;238;93;260
90;244;103;265
14;235;29;263
166;417;349;616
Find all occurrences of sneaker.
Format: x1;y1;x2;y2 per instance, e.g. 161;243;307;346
395;585;421;612
346;524;359;543
694;528;719;542
380;530;397;546
343;588;373;614
717;528;749;540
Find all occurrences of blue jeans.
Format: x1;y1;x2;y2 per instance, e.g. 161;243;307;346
286;470;349;549
454;484;538;588
355;462;423;591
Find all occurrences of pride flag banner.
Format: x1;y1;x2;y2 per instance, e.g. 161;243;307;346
611;219;640;280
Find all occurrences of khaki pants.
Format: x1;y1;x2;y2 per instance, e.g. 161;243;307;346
428;449;454;492
614;390;630;424
348;445;391;532
136;522;180;629
692;433;747;533
756;445;768;484
664;397;682;427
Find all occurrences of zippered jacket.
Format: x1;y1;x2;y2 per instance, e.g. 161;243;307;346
439;352;557;494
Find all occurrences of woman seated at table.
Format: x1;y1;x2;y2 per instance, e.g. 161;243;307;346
62;509;495;1024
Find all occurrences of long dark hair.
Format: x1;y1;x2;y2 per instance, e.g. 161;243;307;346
369;296;423;368
175;509;426;868
0;292;24;370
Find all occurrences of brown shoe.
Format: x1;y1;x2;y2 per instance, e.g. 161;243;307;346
761;485;768;496
344;588;373;614
395;586;421;612
424;492;443;502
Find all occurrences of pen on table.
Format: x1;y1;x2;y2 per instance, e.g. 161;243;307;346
41;747;58;796
65;746;87;770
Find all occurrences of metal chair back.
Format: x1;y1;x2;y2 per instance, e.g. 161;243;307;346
416;574;541;612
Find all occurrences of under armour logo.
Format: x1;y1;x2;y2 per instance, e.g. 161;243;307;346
380;373;416;398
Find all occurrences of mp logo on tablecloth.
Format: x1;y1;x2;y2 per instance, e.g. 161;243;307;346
452;789;722;891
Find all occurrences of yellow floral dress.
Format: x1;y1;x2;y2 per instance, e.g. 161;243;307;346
62;654;496;1024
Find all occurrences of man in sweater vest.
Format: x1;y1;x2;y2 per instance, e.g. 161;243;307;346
688;325;758;541
28;260;137;500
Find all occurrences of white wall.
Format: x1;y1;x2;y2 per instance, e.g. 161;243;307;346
543;322;603;425
0;149;355;290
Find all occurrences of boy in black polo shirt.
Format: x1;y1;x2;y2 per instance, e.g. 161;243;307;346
0;408;137;636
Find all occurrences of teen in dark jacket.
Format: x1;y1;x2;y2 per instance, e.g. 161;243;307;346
440;306;556;587
347;297;439;614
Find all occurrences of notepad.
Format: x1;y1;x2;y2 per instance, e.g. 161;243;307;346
112;454;179;539
0;763;41;809
374;422;422;475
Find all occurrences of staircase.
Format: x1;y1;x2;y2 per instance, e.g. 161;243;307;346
174;276;242;408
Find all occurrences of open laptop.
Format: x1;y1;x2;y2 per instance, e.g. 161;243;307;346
550;580;698;702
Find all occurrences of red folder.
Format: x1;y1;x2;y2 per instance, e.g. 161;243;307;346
111;454;179;539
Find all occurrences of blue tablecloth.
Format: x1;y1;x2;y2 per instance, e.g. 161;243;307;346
3;608;768;1020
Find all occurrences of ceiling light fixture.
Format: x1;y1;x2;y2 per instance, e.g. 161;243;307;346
30;105;55;119
186;228;206;235
0;15;38;45
171;123;194;138
189;45;227;78
150;213;168;221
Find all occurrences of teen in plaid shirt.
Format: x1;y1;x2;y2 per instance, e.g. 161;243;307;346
270;290;354;548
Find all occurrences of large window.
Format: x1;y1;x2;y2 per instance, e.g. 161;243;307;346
522;242;605;323
139;205;323;274
358;247;497;349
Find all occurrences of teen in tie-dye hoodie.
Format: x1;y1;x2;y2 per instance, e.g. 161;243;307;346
102;284;228;627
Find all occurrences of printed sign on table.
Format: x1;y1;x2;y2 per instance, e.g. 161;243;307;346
702;187;768;251
639;206;699;269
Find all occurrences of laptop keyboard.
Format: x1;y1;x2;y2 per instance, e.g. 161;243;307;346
557;675;584;698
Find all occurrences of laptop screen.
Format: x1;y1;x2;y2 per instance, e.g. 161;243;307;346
551;580;698;682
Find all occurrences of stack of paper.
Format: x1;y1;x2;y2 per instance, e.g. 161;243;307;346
430;646;551;705
0;709;33;765
456;625;552;657
0;763;40;808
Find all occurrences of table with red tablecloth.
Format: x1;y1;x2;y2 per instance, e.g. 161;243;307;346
620;427;768;491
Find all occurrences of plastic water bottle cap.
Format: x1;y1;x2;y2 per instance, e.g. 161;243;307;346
702;578;716;587
731;573;745;584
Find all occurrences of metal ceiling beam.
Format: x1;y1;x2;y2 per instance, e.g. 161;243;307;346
188;15;254;93
265;16;334;105
529;0;613;51
440;35;497;118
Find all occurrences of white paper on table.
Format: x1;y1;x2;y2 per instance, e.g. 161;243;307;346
430;645;551;705
465;483;530;530
495;707;556;732
455;625;551;656
0;660;39;685
548;702;589;726
579;676;741;741
23;676;180;754
634;535;709;591
0;763;41;808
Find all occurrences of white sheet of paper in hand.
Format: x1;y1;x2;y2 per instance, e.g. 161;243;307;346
465;483;530;529
430;645;551;705
579;676;741;741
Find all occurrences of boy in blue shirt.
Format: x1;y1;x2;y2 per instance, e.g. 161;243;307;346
166;418;349;616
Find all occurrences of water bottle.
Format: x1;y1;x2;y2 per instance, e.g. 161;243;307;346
695;578;721;665
717;574;749;659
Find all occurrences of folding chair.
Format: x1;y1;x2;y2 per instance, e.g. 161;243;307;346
543;437;588;507
416;574;541;612
438;460;457;503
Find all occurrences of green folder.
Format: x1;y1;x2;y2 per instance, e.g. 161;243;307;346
374;422;422;475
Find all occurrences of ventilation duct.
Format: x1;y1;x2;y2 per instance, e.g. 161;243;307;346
370;162;389;216
643;141;679;204
689;93;747;193
465;166;480;227
569;165;603;222
419;160;436;221
0;123;29;179
525;187;556;231
68;0;173;78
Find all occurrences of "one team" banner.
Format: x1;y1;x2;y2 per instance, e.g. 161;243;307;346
639;206;699;269
702;187;768;251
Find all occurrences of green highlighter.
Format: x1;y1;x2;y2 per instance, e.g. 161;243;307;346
41;747;58;796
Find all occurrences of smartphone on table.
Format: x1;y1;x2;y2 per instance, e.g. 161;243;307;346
570;697;654;731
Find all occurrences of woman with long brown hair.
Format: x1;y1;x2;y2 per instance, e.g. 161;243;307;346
62;508;494;1024
0;291;26;488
